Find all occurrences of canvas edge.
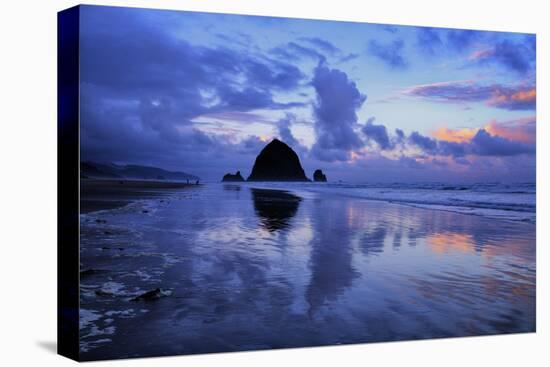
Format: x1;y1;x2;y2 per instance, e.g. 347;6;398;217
57;4;81;362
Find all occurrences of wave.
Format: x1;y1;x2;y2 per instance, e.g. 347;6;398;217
244;182;536;223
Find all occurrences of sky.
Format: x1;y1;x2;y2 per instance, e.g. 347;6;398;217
79;5;536;183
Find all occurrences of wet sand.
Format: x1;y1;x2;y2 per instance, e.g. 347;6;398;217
80;179;198;213
79;183;535;360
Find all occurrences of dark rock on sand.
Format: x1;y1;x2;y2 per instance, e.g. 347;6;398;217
222;171;245;182
247;139;309;182
131;288;164;302
313;169;327;182
80;268;107;278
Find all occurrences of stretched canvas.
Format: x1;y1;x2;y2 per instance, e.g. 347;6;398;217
58;4;536;361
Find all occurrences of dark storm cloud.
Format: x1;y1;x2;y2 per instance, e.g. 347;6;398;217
362;118;393;150
310;63;366;161
368;40;408;69
405;81;536;111
79;6;307;177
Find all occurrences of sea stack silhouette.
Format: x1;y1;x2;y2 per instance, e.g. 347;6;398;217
222;171;245;182
247;139;309;181
313;169;327;182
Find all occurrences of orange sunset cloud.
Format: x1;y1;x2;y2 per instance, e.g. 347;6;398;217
431;127;477;143
431;117;535;145
490;87;535;105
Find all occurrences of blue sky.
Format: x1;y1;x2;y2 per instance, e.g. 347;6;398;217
79;5;536;182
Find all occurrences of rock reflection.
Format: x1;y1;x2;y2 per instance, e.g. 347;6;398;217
306;200;358;316
251;189;301;232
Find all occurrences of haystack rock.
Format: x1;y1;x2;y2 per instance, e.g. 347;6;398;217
247;139;309;182
313;169;327;182
222;171;245;182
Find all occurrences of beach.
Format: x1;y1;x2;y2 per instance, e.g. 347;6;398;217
80;179;199;213
79;182;536;360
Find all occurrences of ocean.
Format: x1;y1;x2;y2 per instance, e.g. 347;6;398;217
244;182;536;224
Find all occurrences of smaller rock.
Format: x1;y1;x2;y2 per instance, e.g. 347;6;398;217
80;268;107;278
222;171;245;182
313;169;327;182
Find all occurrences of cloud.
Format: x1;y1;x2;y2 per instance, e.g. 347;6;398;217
432;126;477;143
311;63;366;161
416;27;485;56
415;27;535;75
382;25;399;33
416;27;443;55
274;37;360;65
368;39;407;69
276;113;308;154
470;129;534;156
409;131;438;152
300;37;341;55
79;6;308;178
446;29;482;49
362;118;393;150
395;128;405;140
404;81;536;110
362;117;536;159
270;42;325;62
433;117;536;146
339;53;360;63
487;86;536;111
485;117;535;144
471;37;536;74
408;129;534;158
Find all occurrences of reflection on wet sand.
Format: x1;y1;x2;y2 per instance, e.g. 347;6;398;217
427;233;474;254
251;189;301;232
79;184;535;360
306;199;358;317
